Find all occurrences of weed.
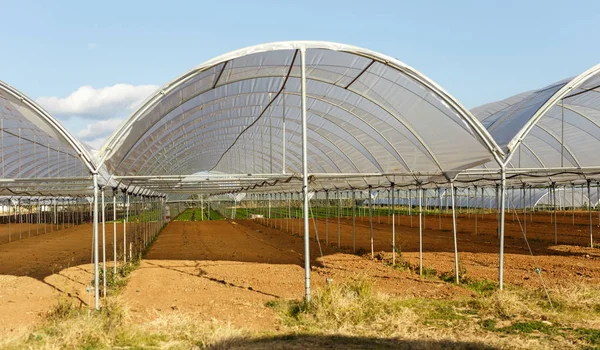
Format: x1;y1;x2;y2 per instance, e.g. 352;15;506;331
499;321;557;335
420;266;437;279
388;258;413;272
575;328;600;345
354;247;367;256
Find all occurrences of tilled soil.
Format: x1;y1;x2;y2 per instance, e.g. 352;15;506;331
0;223;124;335
123;220;469;330
1;212;600;334
269;212;600;287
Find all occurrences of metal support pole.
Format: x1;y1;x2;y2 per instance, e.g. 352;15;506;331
409;189;413;228
523;185;527;237
101;189;106;298
300;47;310;302
113;193;117;274
481;187;484;219
352;190;356;252
391;183;396;265
589;181;593;248
438;188;442;230
418;186;423;276
337;190;341;248
450;181;459;284
325;190;329;245
92;173;100;310
553;184;557;244
123;192;128;264
474;186;478;235
572;185;575;225
499;166;506;290
368;186;374;258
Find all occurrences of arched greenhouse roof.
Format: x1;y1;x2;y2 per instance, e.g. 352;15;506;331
0;80;98;196
460;64;600;186
98;41;504;194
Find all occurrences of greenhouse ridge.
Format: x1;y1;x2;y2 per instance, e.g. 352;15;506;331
1;40;600;310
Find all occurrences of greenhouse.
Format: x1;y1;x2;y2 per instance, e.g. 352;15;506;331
1;41;599;310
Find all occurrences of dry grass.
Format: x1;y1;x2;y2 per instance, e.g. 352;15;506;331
2;278;600;349
0;295;252;349
266;278;600;349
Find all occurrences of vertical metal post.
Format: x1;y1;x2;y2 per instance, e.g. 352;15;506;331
92;173;100;310
419;186;423;276
597;183;600;231
391;183;396;265
101;189;106;298
450;181;459;284
300;47;310;302
467;186;470;219
481;187;484;219
409;189;413;228
337;190;341;248
499;166;506;290
553;184;557;244
474;186;478;235
368;186;374;258
523;185;527;237
572;185;575;225
352;190;356;252
438;188;442;230
282;87;286;174
589;181;593;248
325;190;329;245
123;192;128;263
7;199;11;242
113;193;117;274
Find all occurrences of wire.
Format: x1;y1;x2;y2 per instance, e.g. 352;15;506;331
507;195;554;308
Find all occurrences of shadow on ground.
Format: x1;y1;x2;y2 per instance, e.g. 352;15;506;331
209;334;496;349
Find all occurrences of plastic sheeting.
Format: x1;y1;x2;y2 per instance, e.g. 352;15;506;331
467;64;600;185
0;81;97;195
100;41;503;194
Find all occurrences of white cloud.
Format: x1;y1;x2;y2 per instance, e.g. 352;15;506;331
87;42;97;50
76;118;124;149
84;137;109;150
77;118;123;141
36;84;159;120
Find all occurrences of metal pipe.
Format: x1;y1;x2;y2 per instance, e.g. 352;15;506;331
325;190;329;245
352;190;356;252
92;174;100;310
101;189;106;298
391;183;396;265
369;186;374;258
113;193;117;274
499;166;506;290
450;181;459;284
589;181;593;248
419;186;423;276
300;47;310;302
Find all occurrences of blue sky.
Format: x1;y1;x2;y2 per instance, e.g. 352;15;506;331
1;0;599;147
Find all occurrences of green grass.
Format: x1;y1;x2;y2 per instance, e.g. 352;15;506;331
113;209;162;223
172;208;225;221
174;209;194;221
223;204;448;220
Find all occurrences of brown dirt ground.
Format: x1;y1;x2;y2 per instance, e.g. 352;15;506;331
1;211;600;335
0;223;125;335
